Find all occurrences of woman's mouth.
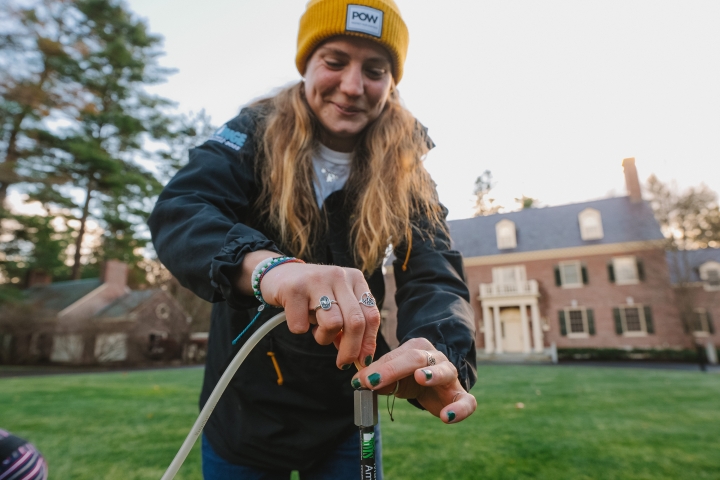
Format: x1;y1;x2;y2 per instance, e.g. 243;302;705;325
333;103;363;115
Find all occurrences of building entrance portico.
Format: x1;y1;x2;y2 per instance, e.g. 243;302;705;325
479;266;544;354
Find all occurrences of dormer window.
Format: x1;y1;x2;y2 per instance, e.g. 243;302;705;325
495;219;517;250
578;208;604;240
699;261;720;291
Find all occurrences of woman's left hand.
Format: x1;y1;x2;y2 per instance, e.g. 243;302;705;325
350;337;477;423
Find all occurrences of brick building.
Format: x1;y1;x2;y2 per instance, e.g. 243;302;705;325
382;159;719;358
668;248;720;339
0;260;191;365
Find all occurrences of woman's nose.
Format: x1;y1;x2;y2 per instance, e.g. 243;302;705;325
339;64;364;97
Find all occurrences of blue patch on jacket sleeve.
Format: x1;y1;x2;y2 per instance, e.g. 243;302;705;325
209;125;248;151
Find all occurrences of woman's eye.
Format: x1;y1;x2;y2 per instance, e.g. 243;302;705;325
325;60;343;69
366;68;386;79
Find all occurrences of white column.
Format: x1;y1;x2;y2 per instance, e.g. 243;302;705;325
483;303;494;354
493;305;503;354
531;301;543;353
520;303;531;353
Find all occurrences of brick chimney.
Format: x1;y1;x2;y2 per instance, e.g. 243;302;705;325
26;270;52;288
622;157;642;202
102;259;128;288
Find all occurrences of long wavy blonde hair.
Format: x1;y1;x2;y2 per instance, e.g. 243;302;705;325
253;82;443;274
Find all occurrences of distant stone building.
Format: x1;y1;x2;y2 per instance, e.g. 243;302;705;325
0;260;191;365
382;159;719;359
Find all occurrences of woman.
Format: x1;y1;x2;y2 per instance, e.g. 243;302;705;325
149;0;477;478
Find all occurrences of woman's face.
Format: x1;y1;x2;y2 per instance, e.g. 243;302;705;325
303;36;393;152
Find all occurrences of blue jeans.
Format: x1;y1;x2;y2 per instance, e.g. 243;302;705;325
201;426;383;480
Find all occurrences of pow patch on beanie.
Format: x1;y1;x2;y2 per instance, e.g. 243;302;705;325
346;4;384;38
210;125;247;151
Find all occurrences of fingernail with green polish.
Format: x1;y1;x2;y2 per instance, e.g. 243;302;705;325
341;364;351;370
351;378;362;390
368;372;381;387
447;411;456;422
365;355;373;366
422;369;433;381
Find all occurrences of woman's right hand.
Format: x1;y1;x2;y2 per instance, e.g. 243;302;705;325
239;251;381;370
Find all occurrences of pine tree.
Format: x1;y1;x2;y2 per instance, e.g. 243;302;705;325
0;0;83;210
0;210;74;284
2;0;213;286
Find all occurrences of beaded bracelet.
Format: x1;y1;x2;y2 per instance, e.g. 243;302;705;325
258;258;305;291
251;257;283;301
251;256;305;305
233;256;305;346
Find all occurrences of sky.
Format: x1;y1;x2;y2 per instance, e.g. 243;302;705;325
125;0;720;220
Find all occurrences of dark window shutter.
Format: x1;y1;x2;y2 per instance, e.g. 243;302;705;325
559;310;567;336
707;312;715;334
608;263;615;283
681;313;690;334
644;306;654;334
554;266;562;286
613;307;623;334
581;265;589;284
637;260;645;282
587;309;595;335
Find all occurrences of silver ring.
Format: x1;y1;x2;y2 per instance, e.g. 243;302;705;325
426;351;436;366
359;292;376;307
314;295;338;311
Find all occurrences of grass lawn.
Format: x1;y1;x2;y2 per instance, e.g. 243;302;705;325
1;365;719;479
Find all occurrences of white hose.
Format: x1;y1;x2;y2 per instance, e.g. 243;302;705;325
161;312;287;480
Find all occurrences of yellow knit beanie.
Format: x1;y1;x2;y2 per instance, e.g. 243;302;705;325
296;0;409;83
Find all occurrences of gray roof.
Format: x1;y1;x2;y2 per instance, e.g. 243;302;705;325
25;278;102;312
666;248;720;284
95;290;158;318
448;196;664;258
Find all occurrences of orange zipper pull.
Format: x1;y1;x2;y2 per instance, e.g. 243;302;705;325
267;351;284;386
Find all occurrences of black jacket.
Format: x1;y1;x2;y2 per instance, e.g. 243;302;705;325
148;106;476;471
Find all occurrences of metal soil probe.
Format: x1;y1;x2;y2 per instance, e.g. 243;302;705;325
354;388;379;480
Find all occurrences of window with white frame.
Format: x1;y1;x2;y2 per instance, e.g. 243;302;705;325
495;219;517;250
624;307;643;332
559;307;595;337
699;261;720;291
50;334;84;362
692;309;712;335
613;256;639;285
578;208;604;240
94;333;128;362
492;265;526;285
559;261;583;288
567;308;587;336
708;270;720;286
614;305;653;336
